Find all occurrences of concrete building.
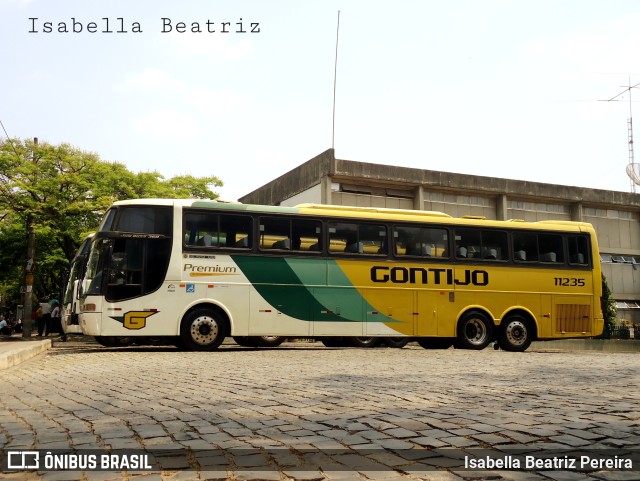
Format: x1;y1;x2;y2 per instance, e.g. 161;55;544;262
240;149;640;323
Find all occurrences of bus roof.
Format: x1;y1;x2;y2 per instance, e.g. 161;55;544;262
110;198;596;233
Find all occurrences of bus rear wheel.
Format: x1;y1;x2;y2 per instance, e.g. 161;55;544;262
383;337;410;348
497;314;533;352
321;337;347;347
233;336;286;347
254;336;286;347
180;308;227;351
455;311;493;350
349;337;381;348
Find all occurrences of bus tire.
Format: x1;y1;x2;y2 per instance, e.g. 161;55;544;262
455;311;493;350
321;337;346;347
417;338;452;349
498;314;533;352
180;308;227;351
173;337;187;350
383;337;410;348
233;336;257;347
348;337;380;348
253;336;286;347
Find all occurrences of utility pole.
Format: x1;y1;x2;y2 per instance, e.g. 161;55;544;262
22;137;37;337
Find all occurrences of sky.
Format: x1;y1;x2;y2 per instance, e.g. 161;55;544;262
2;0;640;201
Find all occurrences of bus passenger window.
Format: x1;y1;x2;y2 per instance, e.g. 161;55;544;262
568;235;589;265
539;234;564;263
328;222;386;255
482;230;507;260
260;217;290;251
291;219;322;252
184;212;252;248
456;228;507;261
455;229;481;259
220;215;252;248
329;222;356;253
513;232;537;262
184;212;217;247
359;224;387;255
259;217;321;252
393;225;448;258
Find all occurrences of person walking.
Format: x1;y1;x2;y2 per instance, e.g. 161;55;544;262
35;303;44;336
50;300;66;341
40;301;51;336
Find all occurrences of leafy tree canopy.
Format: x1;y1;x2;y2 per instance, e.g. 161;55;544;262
0;138;222;309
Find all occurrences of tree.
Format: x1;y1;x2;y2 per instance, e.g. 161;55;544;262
599;273;617;339
0;138;222;332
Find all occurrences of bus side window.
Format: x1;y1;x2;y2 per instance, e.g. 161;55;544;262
359;224;386;255
328;222;386;255
291;219;322;252
220;215;252;249
393;225;447;258
568;235;589;265
513;232;537;262
328;222;356;254
184;212;217;247
539;234;564;263
260;217;290;251
455;229;480;259
482;230;507;260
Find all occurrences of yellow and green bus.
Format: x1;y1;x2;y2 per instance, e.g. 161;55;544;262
78;199;604;352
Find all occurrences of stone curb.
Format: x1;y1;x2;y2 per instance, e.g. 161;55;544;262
0;339;52;370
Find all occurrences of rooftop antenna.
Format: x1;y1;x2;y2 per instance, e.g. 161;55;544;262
332;10;340;150
603;78;640;193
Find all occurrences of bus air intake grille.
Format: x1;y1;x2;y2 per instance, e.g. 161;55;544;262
555;304;590;333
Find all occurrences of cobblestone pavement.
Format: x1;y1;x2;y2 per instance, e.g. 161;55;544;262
1;338;639;481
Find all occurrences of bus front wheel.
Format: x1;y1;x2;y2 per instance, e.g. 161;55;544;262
497;314;533;352
455;311;493;350
180;308;227;351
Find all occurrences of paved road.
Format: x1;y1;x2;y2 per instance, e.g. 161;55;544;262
1;338;639;481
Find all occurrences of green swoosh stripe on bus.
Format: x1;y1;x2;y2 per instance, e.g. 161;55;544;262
231;256;396;324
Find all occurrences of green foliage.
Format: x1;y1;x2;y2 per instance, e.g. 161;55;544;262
599;273;617;339
0;138;222;309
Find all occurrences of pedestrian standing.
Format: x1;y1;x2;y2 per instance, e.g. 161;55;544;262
40;301;51;336
50;300;65;341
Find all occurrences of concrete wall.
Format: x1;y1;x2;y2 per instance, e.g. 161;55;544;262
239;148;640;319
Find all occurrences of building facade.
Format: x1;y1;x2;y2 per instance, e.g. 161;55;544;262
239;149;640;323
